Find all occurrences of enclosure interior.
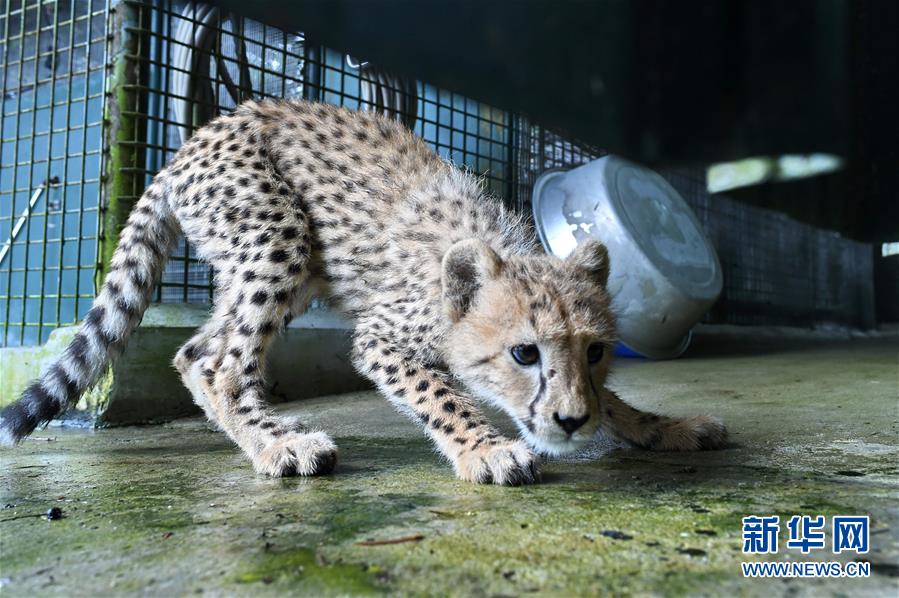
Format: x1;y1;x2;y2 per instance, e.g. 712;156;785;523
0;1;896;596
1;0;883;348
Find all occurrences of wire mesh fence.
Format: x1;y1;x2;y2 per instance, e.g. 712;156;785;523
123;0;601;305
0;0;875;347
0;0;597;345
1;0;109;347
123;1;519;303
662;167;874;328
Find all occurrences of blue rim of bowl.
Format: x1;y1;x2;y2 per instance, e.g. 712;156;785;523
617;330;693;360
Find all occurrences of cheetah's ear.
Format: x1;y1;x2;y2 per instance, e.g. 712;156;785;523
442;238;502;322
566;239;610;287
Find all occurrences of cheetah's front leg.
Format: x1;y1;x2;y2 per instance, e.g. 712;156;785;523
599;388;727;451
352;328;539;485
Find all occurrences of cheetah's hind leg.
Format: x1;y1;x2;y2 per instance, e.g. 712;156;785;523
173;315;228;429
174;285;315;434
192;257;337;477
173;207;334;476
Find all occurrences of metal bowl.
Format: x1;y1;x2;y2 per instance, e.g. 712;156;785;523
532;156;722;359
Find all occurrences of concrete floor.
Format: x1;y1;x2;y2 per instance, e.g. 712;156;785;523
1;333;897;596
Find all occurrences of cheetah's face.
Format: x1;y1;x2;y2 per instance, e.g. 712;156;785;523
442;238;615;455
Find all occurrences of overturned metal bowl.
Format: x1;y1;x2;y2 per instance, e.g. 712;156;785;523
532;156;723;359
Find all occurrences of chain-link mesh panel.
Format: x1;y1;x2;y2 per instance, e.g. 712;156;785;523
128;1;532;303
663;168;874;328
0;0;109;347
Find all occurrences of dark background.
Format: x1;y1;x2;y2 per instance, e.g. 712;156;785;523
210;0;898;243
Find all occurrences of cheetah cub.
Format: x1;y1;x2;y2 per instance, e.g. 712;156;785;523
1;100;726;484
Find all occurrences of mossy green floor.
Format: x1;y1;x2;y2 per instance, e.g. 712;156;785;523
1;334;897;596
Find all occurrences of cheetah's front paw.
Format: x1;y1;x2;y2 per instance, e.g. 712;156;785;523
252;431;338;477
658;416;728;451
454;438;540;485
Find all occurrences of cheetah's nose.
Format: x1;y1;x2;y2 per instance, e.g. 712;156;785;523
553;412;589;434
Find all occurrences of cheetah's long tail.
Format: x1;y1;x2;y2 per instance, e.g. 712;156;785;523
0;182;179;445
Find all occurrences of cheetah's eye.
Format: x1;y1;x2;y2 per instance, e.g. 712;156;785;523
587;343;605;364
511;344;540;366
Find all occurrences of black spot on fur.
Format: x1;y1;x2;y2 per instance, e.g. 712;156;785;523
68;333;90;366
52;364;79;403
250;290;268;305
85;306;115;346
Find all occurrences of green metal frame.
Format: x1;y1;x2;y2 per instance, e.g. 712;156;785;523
98;0;146;286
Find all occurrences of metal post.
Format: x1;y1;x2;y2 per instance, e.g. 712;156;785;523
98;0;148;287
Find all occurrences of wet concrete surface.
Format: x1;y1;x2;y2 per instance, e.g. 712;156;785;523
1;335;897;596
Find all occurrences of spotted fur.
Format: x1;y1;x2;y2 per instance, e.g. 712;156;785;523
0;100;726;483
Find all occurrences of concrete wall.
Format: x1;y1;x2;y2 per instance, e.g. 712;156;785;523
0;304;371;426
